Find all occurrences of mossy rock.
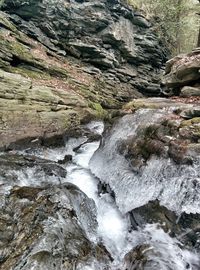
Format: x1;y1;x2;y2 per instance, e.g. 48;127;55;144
124;98;190;111
89;102;108;119
181;117;200;127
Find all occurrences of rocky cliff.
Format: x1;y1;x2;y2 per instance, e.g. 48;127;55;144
2;0;167;92
0;0;168;149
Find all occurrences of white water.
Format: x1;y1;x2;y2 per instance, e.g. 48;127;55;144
6;120;200;269
90;109;200;215
63;121;199;269
66;122;130;262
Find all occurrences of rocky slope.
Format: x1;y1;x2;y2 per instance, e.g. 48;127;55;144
0;0;168;149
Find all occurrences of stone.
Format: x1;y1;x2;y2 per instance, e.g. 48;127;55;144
123;97;193;111
163;48;200;88
0;153;67;186
180;86;200;97
0;70;93;150
0;184;111;269
180;108;200;119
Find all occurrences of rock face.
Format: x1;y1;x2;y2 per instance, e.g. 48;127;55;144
163;48;200;98
0;11;114;149
0;1;168;149
0;69;92;150
2;0;167;96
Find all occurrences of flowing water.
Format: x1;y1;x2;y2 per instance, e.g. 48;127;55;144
90;110;200;215
65;121;199;270
2;119;200;269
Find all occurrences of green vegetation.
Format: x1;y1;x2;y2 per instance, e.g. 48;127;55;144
128;0;200;54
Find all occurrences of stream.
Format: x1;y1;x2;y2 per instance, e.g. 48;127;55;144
32;121;200;269
1;120;200;269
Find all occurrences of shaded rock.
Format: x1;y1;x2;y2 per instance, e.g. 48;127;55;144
180;86;200;97
0;153;67;188
129;200;178;233
163;48;200;88
124;245;150;270
0;153;66;177
129;200;200;249
180;108;200;119
1;0;168;96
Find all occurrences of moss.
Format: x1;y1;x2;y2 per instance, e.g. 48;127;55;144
89;102;108;119
181;117;200;127
0;12;17;32
10;67;51;80
124;99;160;111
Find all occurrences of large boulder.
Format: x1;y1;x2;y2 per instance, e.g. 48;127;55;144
0;184;111;269
163;48;200;90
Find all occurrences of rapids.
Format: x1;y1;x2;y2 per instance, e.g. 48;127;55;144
65;121;200;270
1;120;199;269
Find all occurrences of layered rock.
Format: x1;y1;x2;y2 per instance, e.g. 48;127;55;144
0;11;124;149
1;0;168;96
163;47;200;98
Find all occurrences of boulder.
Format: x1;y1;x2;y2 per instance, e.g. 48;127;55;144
180;86;200;97
129;200;200;249
163;48;200;88
0;184;111;269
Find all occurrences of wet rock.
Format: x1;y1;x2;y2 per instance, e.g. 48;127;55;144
129;200;200;252
129;200;178;233
124;245;150;270
0;153;67;187
180;108;200;119
57;154;72;164
0;184;111;269
0;153;67;177
179;117;200;144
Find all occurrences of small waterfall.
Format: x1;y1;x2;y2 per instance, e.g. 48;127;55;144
89;109;200;215
1;120;199;269
62;121;199;269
